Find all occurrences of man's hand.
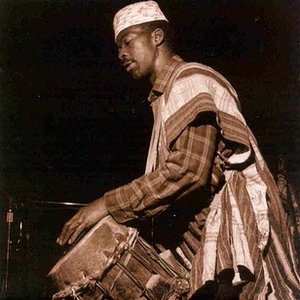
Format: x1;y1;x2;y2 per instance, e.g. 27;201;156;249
56;198;108;246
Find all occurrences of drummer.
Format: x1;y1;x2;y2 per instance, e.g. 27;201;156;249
57;1;300;299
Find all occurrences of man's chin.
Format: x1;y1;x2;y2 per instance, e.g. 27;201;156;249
132;74;140;80
131;71;146;80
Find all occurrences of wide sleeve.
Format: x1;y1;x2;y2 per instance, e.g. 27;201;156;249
103;120;218;224
162;63;251;155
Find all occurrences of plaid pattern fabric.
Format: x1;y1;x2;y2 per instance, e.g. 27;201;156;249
104;56;300;298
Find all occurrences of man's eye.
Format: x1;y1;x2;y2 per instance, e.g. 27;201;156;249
124;39;132;46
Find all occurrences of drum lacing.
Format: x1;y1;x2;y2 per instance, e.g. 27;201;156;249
115;260;157;300
137;237;186;279
136;237;190;297
71;286;80;300
95;281;114;299
51;276;97;299
107;235;189;299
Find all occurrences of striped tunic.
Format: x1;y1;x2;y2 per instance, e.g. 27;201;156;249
104;56;300;299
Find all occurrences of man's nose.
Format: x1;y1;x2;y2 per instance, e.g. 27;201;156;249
118;47;127;61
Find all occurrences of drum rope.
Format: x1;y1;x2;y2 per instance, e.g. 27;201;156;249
116;261;156;300
128;247;158;275
137;238;182;278
108;249;133;291
71;286;81;300
95;281;114;299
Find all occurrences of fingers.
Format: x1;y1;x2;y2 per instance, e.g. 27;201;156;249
56;199;108;246
66;223;85;245
56;215;82;246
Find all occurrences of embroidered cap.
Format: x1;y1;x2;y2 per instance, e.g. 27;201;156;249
113;1;168;41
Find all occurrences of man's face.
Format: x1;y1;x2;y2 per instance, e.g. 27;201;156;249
116;25;157;80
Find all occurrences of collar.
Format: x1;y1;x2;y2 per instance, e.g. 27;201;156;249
148;55;184;103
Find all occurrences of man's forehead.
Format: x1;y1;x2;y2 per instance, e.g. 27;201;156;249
116;24;147;45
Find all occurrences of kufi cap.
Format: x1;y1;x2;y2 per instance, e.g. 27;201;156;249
113;1;168;41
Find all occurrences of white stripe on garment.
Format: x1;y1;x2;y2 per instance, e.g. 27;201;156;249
243;163;269;251
227;177;255;272
202;185;223;282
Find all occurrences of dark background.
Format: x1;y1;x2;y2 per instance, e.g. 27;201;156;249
0;0;299;298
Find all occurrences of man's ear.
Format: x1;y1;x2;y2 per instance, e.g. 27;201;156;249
152;28;165;46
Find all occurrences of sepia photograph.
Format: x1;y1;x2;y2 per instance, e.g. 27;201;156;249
0;1;299;299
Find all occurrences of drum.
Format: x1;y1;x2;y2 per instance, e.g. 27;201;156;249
48;216;189;300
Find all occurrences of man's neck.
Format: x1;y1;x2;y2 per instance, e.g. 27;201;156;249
149;49;175;85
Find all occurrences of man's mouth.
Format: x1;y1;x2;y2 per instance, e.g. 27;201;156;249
123;60;134;72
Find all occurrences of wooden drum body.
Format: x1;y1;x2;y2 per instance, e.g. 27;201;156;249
48;216;189;300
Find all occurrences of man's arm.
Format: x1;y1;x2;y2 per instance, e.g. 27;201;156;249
104;121;218;222
57;120;217;246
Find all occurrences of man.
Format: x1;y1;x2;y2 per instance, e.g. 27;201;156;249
57;1;300;299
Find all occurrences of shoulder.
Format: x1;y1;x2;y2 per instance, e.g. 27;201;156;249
175;62;235;91
175;62;220;79
167;62;238;107
166;62;221;103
